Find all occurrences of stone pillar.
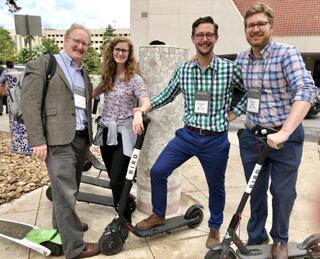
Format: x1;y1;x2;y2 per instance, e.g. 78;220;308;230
5;72;32;155
137;45;188;215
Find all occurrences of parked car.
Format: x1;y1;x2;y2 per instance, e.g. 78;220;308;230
14;64;25;72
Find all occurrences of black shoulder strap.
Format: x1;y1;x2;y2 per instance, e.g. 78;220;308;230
41;52;57;136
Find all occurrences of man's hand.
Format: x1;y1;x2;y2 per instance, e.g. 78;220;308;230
267;130;289;149
32;144;48;161
227;111;237;122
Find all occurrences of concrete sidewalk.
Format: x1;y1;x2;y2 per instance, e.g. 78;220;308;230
0;114;319;259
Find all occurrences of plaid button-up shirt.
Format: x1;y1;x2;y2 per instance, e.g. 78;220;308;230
236;41;317;128
151;56;246;132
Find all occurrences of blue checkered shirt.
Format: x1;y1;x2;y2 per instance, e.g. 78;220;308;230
236;41;317;128
151;56;246;132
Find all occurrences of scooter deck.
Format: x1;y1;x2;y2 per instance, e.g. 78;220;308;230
81;175;110;188
76;191;114;206
0;219;51;256
237;243;307;259
134;215;189;237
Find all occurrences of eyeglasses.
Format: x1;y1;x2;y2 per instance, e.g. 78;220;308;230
114;48;129;54
245;21;270;31
194;32;216;40
70;38;90;48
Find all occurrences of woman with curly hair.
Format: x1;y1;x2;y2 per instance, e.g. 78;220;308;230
93;37;151;221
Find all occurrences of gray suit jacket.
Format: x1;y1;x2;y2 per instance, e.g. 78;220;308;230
21;54;93;147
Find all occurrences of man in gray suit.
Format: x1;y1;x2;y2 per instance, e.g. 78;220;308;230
21;24;100;258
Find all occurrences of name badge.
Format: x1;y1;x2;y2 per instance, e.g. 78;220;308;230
73;86;86;110
195;91;210;115
247;88;261;114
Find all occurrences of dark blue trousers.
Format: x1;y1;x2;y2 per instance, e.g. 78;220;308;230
150;127;230;229
238;124;304;243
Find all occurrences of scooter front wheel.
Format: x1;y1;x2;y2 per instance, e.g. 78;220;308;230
204;247;237;259
41;241;63;256
99;231;124;255
46;186;53;202
184;205;204;228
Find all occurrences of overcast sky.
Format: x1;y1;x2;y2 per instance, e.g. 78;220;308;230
0;0;130;30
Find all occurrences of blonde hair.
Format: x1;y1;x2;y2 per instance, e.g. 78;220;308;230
99;37;138;92
244;2;274;26
64;23;91;43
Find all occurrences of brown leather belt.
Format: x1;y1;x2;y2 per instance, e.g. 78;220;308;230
185;125;226;136
245;123;282;132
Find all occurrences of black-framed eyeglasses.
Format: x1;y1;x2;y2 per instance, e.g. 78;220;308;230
114;48;129;54
245;21;270;31
194;32;215;40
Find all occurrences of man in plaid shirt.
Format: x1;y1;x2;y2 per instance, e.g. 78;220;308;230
135;16;246;249
236;3;317;258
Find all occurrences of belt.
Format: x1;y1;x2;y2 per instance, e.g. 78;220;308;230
185;125;226;136
75;128;89;138
245;123;282;132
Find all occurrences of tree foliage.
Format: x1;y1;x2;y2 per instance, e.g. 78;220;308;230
83;46;101;75
41;37;60;54
0;26;16;62
16;37;60;64
100;24;115;52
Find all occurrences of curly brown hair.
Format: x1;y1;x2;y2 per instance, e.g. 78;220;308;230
99;37;138;92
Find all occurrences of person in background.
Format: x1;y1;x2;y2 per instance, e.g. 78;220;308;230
236;3;317;258
92;36;151;223
0;60;5;115
21;23;100;258
135;16;247;249
0;61;16;115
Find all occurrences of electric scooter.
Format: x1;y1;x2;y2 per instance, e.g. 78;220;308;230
0;218;63;256
98;115;204;255
204;126;320;259
45;97;135;208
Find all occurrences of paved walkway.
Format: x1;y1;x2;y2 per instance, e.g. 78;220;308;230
0;114;319;258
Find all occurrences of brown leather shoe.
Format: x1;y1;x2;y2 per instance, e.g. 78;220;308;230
271;241;288;259
206;228;220;249
136;214;165;230
76;242;100;258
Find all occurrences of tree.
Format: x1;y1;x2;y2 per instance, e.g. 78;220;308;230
0;26;16;61
100;24;115;52
41;37;60;54
83;46;101;75
16;38;60;64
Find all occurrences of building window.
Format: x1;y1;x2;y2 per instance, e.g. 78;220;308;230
141;12;148;18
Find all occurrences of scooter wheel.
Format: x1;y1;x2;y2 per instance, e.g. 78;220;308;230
99;231;124;255
46;186;53;202
41;241;63;256
184;206;204;228
204;248;236;259
127;195;136;213
82;160;92;172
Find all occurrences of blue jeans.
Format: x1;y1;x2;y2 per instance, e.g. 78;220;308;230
238;125;304;243
150;127;230;229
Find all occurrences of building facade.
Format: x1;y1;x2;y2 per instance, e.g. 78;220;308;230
130;0;320;86
9;28;130;53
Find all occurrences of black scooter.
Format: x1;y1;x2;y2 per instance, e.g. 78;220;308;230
45;97;133;208
98;115;204;255
205;126;320;259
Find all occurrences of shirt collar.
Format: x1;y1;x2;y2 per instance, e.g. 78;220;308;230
60;51;84;70
191;55;218;71
249;41;274;60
